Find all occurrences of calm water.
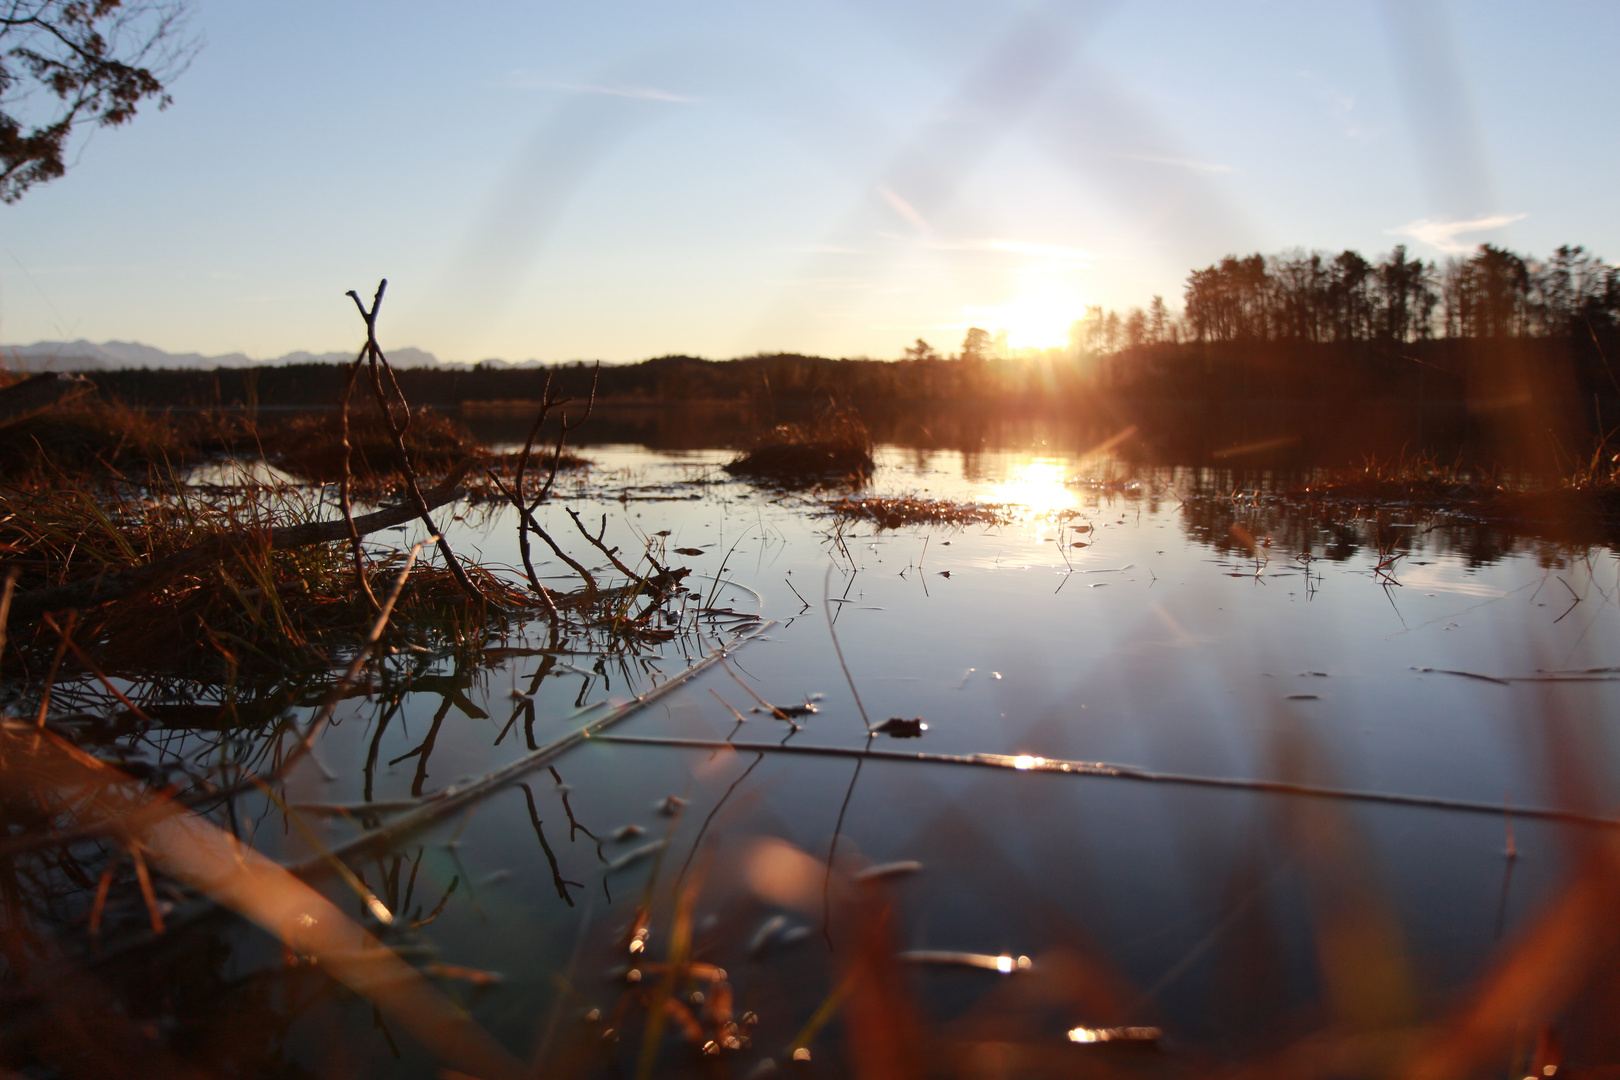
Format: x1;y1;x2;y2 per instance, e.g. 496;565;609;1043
49;441;1620;1075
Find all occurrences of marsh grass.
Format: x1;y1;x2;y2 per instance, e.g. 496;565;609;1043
0;459;540;689
257;404;482;485
1283;447;1620;543
725;403;875;487
823;494;1012;530
0;398;236;479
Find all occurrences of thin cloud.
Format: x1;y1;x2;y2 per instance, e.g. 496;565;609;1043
1388;213;1526;254
500;70;701;104
1115;153;1234;175
876;185;930;234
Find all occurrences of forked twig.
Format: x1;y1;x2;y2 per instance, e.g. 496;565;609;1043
345;280;483;603
338;342;381;611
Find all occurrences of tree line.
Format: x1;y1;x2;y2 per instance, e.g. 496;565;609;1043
1075;243;1619;353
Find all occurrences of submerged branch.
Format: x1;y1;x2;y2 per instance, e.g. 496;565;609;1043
591;734;1620;830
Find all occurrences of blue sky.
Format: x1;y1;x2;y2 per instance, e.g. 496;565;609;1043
1;0;1615;363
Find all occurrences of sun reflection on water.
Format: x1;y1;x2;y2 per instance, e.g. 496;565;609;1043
988;459;1078;521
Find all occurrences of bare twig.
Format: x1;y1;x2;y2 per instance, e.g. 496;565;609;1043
485;471;596;595
535;364;598;504
511;374;557;599
42;611;154;726
276;536;436;783
822;565;872;733
345;280;483;604
338;337;381;612
567;508;641;582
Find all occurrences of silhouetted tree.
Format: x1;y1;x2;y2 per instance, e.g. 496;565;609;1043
1376;244;1435;343
1123;307;1146;348
1329;250;1374;342
1148;295;1170;343
1444;245;1530;339
0;0;196;201
903;338;940;362
959;326;991;363
1528;244;1616;338
1185;254;1270;342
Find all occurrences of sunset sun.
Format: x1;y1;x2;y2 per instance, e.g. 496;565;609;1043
970;293;1079;352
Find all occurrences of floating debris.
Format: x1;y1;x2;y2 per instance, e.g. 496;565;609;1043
853;860;923;884
606;840;667;873
873;717;927;738
899;951;1032;973
423;963;504;986
755;702;817;719
748;914;789;958
610;824;646;842
1412;666;1512;686
1067;1026;1163;1046
656;795;687;815
747;914;812;958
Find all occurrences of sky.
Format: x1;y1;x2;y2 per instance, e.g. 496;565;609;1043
1;0;1617;364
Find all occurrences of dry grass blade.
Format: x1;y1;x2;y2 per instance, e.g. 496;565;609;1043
0;723;527;1080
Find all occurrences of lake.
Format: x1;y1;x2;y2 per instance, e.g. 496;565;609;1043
12;430;1620;1078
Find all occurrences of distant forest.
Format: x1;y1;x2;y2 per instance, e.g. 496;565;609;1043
88;244;1620;433
1076;242;1617;351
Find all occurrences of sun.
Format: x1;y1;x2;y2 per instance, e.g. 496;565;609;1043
967;293;1078;352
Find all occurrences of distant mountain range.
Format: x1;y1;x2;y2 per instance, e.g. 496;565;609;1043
0;340;506;372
